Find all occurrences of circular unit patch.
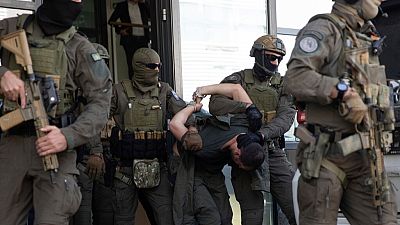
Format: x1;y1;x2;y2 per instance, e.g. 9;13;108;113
299;36;319;53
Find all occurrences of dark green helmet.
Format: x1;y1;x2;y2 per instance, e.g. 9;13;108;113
250;35;286;57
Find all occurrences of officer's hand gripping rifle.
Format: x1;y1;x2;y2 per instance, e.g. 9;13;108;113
0;30;59;182
346;53;392;220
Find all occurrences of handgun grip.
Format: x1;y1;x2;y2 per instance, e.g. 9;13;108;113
295;125;316;145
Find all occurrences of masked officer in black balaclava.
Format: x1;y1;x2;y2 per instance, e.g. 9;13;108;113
0;0;112;224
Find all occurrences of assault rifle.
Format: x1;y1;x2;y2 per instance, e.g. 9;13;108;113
0;30;59;182
346;52;393;220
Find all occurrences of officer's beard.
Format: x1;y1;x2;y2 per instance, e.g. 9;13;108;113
132;63;159;93
253;51;278;81
36;0;82;36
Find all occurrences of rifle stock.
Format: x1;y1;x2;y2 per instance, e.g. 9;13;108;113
0;30;59;179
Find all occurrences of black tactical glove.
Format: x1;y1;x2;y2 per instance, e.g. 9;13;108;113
237;132;264;149
246;104;262;132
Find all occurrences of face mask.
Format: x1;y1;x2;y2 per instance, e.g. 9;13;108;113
133;63;159;86
356;0;381;20
254;50;279;79
37;0;82;36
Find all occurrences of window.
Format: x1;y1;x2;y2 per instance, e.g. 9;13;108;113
0;8;32;20
179;0;267;110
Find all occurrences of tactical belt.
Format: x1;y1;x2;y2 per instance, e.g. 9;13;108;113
114;170;133;185
307;124;353;142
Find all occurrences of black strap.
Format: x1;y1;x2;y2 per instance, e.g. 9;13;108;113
22;14;35;30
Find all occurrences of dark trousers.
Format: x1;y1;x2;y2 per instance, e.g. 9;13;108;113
92;181;116;225
232;148;296;225
70;170;94;225
113;164;172;225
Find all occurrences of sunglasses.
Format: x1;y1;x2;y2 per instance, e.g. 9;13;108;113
139;62;162;69
265;54;283;63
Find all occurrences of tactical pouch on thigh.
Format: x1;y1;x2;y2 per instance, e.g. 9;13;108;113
132;158;160;188
301;133;330;179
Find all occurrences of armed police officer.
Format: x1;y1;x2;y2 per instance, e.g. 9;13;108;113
210;35;296;225
109;47;189;225
0;0;112;224
284;0;397;224
71;43;110;225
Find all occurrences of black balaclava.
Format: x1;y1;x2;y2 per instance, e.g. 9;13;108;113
36;0;82;36
253;50;279;81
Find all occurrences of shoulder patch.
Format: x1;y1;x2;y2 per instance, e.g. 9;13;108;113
91;53;102;62
299;36;319;53
226;75;239;82
171;90;180;101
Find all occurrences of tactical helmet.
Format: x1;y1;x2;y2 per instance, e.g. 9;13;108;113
133;48;160;65
92;43;109;59
250;35;286;57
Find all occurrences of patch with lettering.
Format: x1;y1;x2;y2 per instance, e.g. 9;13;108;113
171;90;180;100
225;75;239;82
299;36;319;53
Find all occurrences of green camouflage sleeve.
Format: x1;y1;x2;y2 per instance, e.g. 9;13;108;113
61;37;112;149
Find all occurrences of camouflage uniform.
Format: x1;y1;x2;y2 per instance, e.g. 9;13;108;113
110;48;188;225
210;36;296;225
0;9;112;225
284;0;397;224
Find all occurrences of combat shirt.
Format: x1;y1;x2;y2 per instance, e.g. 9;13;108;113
284;3;385;133
0;16;113;149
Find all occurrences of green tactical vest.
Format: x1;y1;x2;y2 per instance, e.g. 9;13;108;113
242;69;282;123
5;14;76;115
120;80;165;132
